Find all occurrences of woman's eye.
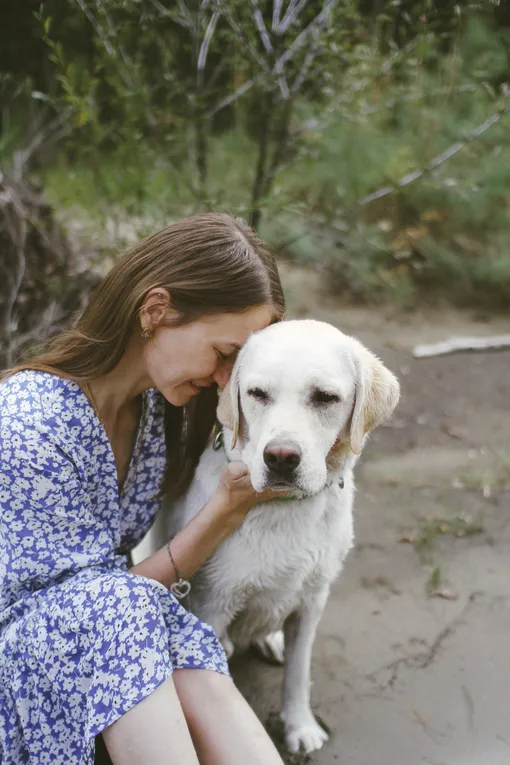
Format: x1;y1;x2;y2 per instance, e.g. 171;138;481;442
216;349;234;362
248;387;269;402
312;390;340;405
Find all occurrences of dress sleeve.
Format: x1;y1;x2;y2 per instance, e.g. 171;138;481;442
0;414;108;610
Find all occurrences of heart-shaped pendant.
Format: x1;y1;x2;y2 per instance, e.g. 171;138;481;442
170;579;191;600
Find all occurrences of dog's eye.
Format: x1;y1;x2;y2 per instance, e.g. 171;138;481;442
248;387;269;402
312;390;340;405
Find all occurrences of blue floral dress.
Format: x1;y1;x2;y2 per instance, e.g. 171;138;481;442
0;370;229;764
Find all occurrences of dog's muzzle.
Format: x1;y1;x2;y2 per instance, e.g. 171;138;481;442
263;439;302;481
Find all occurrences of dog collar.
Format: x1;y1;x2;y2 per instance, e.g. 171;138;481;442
212;422;344;500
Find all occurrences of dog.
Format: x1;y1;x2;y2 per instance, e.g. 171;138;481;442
138;319;400;753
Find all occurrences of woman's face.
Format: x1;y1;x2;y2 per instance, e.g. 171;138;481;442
144;305;273;406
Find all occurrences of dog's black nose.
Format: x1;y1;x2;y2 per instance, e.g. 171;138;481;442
263;440;302;476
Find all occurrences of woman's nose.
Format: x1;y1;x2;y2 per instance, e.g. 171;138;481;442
213;365;231;389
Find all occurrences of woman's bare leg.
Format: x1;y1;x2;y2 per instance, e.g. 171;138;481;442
173;669;284;765
101;675;200;765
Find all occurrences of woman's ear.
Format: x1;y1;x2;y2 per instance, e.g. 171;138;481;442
349;346;400;455
139;288;172;332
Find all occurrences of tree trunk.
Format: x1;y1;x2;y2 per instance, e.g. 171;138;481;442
250;89;274;230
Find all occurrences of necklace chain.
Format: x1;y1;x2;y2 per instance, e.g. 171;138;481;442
84;381;105;428
83;381;146;495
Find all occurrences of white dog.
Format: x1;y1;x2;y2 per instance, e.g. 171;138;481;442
137;319;399;753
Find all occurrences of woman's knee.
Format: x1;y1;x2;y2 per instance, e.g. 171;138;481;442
172;668;241;716
173;668;234;693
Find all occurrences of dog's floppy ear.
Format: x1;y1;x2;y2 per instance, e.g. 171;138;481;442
349;344;400;455
216;360;241;448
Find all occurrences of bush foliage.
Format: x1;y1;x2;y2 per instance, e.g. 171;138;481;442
2;1;509;308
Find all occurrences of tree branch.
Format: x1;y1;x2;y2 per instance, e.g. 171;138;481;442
71;0;134;89
224;12;269;72
206;76;262;117
72;0;115;55
291;34;432;136
12;107;73;182
290;23;323;93
198;9;221;71
96;0;135;88
278;0;310;35
251;0;274;55
176;0;194;26
272;0;284;32
357;108;507;207
274;0;337;73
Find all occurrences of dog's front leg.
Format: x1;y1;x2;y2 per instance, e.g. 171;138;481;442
281;587;330;754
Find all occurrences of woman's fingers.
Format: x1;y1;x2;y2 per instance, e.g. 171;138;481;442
216;461;292;519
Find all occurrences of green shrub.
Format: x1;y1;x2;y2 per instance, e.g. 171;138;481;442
39;13;510;309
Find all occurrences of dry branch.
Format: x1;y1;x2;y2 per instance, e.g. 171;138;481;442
0;179;100;369
413;335;510;359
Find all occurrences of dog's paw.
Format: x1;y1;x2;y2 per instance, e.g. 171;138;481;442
281;710;329;754
251;630;285;665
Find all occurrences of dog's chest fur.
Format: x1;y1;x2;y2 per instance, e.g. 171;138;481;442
169;445;355;645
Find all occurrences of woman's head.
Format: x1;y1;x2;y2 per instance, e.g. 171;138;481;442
109;212;285;406
38;212;285;381
139;292;272;406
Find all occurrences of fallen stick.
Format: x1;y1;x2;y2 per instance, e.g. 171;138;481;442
413;334;510;359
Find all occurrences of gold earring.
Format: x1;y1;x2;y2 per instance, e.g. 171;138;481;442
141;327;152;339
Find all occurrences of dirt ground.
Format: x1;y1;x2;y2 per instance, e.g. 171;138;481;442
228;266;510;765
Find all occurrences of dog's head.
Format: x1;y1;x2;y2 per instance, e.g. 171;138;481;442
217;320;400;494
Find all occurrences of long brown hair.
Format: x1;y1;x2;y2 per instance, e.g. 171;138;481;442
3;213;286;499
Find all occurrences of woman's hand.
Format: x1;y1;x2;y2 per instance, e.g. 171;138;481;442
215;461;287;523
131;462;289;587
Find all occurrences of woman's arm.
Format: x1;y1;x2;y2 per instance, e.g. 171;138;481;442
129;462;278;588
129;487;241;587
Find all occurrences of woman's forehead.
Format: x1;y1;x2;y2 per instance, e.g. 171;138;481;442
201;306;273;339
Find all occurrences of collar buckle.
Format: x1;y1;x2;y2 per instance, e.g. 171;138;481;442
213;422;224;451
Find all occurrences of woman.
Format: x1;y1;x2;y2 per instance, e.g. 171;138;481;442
0;213;287;765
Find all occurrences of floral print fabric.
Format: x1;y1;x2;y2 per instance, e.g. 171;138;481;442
0;371;228;764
